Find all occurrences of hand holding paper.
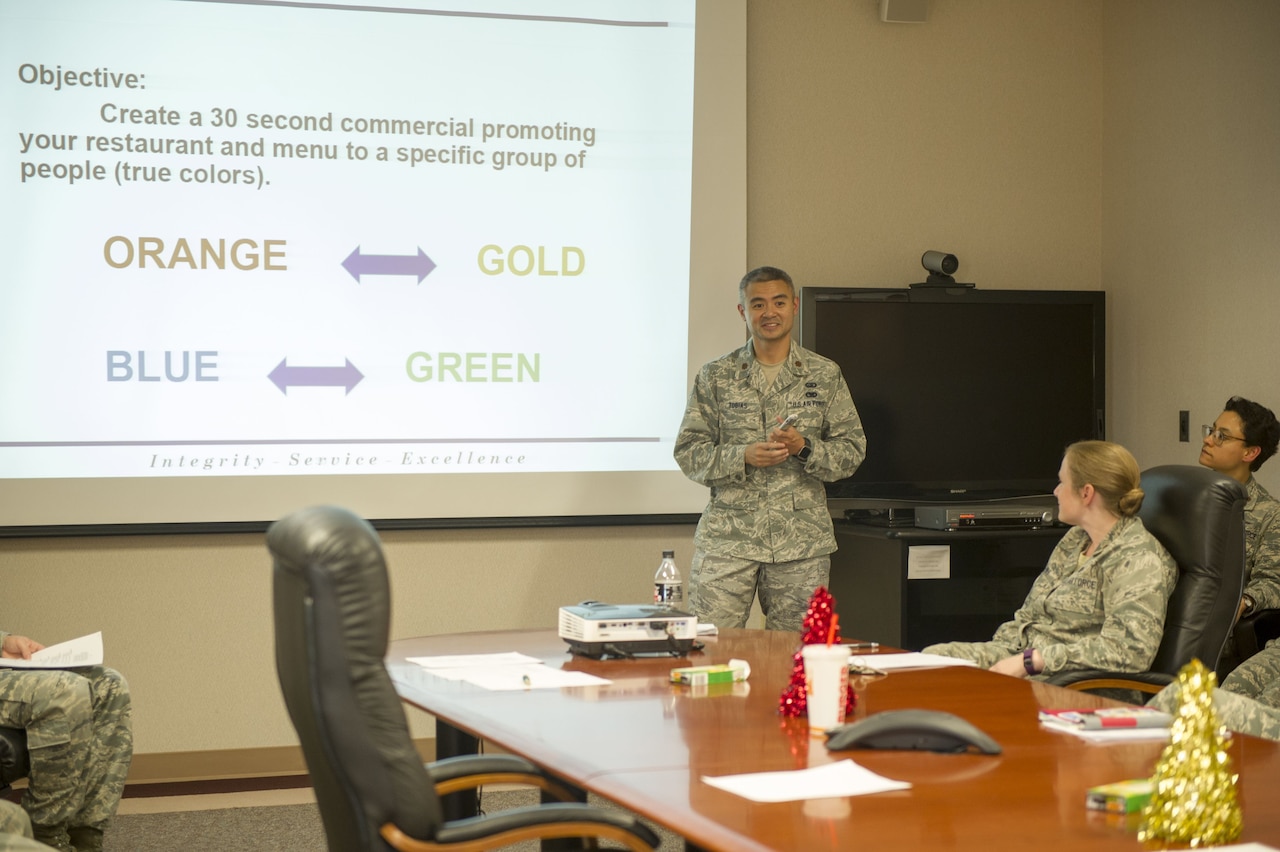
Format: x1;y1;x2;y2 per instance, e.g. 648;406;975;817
0;632;103;669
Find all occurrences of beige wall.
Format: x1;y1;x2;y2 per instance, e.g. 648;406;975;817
1101;1;1280;476
3;0;1278;767
747;0;1103;294
0;524;696;754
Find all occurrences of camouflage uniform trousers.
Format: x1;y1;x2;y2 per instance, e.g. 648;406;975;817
1149;669;1280;742
688;550;830;632
1221;641;1280;703
0;667;132;852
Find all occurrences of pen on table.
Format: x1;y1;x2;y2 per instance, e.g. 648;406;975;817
845;642;879;651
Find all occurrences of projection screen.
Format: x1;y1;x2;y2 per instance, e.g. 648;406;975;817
0;0;746;531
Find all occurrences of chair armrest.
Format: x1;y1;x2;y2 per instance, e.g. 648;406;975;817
382;802;660;851
427;754;579;801
1044;670;1173;695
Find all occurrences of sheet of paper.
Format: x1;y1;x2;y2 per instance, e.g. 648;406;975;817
459;664;611;691
0;632;103;669
1040;721;1171;743
702;759;911;803
406;652;544;669
907;545;951;579
850;652;979;671
404;652;610;690
697;622;719;636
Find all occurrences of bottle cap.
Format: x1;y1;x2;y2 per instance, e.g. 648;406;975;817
662;550;674;558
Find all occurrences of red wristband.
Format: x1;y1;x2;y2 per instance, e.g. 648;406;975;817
1022;648;1037;675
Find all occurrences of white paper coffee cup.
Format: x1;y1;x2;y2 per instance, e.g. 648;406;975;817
802;644;851;735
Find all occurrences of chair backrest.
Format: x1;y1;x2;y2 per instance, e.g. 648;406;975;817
269;506;441;852
1136;465;1246;677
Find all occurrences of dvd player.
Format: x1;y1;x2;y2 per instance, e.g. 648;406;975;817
915;505;1057;531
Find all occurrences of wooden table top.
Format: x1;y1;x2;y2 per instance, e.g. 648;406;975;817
387;628;1280;852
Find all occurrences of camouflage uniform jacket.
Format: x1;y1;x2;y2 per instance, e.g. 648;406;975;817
674;340;866;563
923;516;1177;676
1243;476;1280;611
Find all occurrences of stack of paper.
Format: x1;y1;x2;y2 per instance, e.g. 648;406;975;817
1039;707;1172;742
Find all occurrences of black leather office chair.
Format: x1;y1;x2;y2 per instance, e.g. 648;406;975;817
268;505;660;852
1047;465;1246;695
0;726;30;795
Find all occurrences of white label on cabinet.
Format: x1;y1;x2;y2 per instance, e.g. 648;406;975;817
907;545;951;580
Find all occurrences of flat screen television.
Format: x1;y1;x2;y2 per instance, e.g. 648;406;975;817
799;286;1105;505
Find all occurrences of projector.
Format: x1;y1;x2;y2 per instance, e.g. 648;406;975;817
558;602;698;658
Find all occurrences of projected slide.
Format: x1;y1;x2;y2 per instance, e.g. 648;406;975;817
0;0;695;482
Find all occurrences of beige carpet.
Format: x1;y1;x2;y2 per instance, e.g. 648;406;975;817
105;789;682;851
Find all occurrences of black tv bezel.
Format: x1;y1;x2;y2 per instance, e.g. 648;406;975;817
799;285;1106;506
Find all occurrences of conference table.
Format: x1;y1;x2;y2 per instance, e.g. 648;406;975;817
386;628;1280;851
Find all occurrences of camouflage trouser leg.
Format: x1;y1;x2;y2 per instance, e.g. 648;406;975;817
1221;641;1280;700
689;551;830;633
0;667;131;843
1149;679;1280;742
71;667;132;833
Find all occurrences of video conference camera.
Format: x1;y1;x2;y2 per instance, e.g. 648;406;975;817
921;251;958;277
913;250;972;289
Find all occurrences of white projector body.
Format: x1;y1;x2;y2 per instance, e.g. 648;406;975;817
558;602;698;658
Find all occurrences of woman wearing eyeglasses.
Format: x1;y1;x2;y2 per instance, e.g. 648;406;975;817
1198;396;1280;625
922;440;1177;680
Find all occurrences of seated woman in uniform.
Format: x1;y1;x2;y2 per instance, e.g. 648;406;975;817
923;440;1177;679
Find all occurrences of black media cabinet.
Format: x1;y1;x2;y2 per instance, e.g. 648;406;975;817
827;521;1067;650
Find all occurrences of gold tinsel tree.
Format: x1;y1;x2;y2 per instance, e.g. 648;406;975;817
1138;658;1242;847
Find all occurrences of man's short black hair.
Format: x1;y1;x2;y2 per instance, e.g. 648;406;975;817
738;266;794;302
1225;396;1280;471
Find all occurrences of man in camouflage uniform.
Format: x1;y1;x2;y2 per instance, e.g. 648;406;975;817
0;632;132;852
674;266;866;631
1198;397;1280;628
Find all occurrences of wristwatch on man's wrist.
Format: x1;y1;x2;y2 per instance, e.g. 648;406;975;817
796;438;813;463
1023;648;1037;676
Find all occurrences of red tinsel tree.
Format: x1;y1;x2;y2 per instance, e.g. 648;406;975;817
778;586;857;718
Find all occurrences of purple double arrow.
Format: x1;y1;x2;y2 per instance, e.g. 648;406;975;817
268;358;364;395
342;246;437;283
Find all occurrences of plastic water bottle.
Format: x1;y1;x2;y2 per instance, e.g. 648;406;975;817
653;550;684;608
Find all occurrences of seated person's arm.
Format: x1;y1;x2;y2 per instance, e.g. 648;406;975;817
1241;508;1280;615
923;543;1076;670
922;595;1040;670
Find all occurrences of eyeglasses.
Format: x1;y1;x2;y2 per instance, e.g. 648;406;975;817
1202;425;1248;447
